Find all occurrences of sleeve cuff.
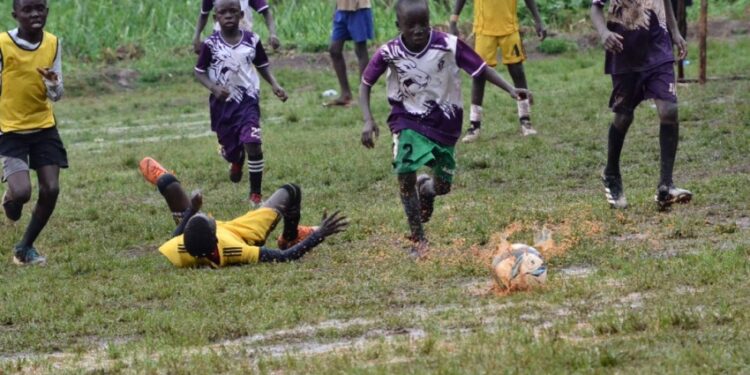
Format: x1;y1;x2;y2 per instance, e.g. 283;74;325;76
470;63;487;78
194;67;207;73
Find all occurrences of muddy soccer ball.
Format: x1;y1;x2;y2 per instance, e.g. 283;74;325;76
491;244;547;291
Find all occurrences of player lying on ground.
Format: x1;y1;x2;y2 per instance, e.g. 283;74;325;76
359;0;531;257
139;157;348;268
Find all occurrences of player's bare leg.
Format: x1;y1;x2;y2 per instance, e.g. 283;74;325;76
654;99;691;208
327;39;353;106
354;40;369;77
507;62;536;136
416;173;451;223
398;173;428;257
602;112;633;209
3;170;31;223
13;165;60;265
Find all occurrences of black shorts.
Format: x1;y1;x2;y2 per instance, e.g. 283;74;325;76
0;127;68;180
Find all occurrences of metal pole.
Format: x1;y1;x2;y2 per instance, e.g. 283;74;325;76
699;0;708;84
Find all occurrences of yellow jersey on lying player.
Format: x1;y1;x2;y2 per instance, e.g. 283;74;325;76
159;208;280;268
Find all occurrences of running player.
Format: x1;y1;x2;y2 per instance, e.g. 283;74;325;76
450;0;546;140
359;0;531;257
0;0;65;265
193;0;280;54
194;0;287;206
591;0;691;209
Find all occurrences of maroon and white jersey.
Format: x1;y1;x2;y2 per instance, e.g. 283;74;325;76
362;30;486;146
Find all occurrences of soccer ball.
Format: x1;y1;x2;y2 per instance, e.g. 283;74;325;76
491;244;547;291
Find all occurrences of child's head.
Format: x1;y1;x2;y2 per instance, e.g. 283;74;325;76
183;213;218;258
12;0;48;33
396;0;431;50
213;0;244;33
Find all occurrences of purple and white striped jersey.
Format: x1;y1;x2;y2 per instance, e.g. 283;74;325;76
362;30;487;146
195;31;269;103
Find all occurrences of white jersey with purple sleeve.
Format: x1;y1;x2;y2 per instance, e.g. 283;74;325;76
202;0;270;32
195;31;269;103
362;30;487;146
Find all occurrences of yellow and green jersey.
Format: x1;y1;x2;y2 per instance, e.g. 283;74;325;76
0;30;60;133
473;0;519;37
159;207;280;268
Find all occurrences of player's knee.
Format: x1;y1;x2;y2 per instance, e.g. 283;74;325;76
613;113;634;131
280;183;301;205
11;187;32;204
434;180;451;195
329;44;343;58
156;174;179;195
38;182;59;201
658;102;679;125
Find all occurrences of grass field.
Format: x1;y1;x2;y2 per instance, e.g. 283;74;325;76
1;13;749;375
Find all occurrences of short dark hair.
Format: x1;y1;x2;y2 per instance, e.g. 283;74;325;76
396;0;428;12
13;0;47;10
183;214;218;258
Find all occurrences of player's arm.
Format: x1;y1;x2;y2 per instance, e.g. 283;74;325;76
590;1;623;53
193;0;213;54
662;0;687;59
258;211;348;262
258;8;280;50
257;65;287;102
254;40;287;101
482;68;532;102
37;39;63;102
359;83;379;149
359;50;388;149
194;45;230;101
449;0;468;36
523;0;547;40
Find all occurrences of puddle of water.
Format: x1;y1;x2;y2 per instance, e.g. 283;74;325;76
559;266;596;278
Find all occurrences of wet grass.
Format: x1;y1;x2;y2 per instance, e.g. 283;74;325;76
0;36;749;373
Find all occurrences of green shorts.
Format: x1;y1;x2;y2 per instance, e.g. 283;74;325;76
392;129;456;183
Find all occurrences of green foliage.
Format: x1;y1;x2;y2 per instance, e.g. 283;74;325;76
537;37;575;54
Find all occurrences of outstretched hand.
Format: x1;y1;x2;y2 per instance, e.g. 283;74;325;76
511;88;534;104
316;210;349;238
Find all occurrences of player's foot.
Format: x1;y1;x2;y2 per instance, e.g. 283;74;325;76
323;97;353;107
408;238;429;259
277;225;319;250
139;157;168;186
655;184;692;210
461;128;481;143
520;119;538;136
229;162;243;183
2;190;21;223
601;171;628;209
249;192;262;207
12;244;46;266
417;175;435;223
